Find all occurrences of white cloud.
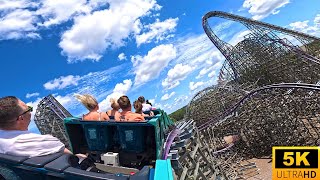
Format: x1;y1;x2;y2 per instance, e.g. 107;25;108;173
39;64;124;113
242;0;290;20
55;93;89;116
287;15;320;36
54;94;74;108
0;0;107;40
208;70;217;78
206;60;223;80
189;81;204;91
160;94;189;113
197;60;222;79
59;0;160;62
154;102;163;109
132;19;142;35
99;79;132;112
148;98;155;105
0;0;38;11
113;79;132;93
228;30;251;46
26;92;40;98
211;61;222;73
212;21;234;36
44;75;81;90
195;51;224;79
0;9;40;40
0;0;162;45
173;95;188;104
163;103;171;110
161;92;175;101
174;34;217;67
289;20;309;31
151;13;160;17
162;63;193;90
62;65;123;103
118;53;127;61
136;17;178;46
36;0;90;27
315;14;320;26
196;67;211;79
151;34;224;91
132;44;177;86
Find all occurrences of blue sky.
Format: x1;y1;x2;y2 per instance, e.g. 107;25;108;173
0;0;319;133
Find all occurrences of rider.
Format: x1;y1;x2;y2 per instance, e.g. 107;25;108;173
0;96;71;157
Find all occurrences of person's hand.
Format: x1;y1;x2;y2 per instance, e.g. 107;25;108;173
75;153;88;159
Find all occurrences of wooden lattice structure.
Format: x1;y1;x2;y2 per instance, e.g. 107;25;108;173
175;11;320;179
34;94;72;149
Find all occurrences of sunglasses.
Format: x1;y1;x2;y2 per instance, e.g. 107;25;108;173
19;106;33;116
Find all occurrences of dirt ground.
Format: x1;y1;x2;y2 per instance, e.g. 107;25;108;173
243;158;272;180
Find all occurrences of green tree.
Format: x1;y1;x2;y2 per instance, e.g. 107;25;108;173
169;106;186;122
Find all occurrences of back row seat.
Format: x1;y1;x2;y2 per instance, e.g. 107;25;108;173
64;116;158;169
0;152;150;180
65;117;158;153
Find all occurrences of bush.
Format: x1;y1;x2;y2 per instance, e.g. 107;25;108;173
169;106;186;122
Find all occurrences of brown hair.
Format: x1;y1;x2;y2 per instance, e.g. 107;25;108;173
0;96;22;129
75;94;98;111
117;95;131;110
110;98;120;110
138;96;145;103
133;100;143;113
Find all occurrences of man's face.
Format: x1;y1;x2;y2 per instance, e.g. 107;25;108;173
17;99;32;130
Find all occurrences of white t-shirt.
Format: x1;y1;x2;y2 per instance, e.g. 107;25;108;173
0;130;65;157
142;103;152;112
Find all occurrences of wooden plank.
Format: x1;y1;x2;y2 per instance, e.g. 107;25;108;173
179;167;188;180
191;144;199;159
193;162;200;179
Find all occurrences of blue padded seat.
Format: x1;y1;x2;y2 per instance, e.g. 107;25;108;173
118;126;145;153
83;124;111;151
0;154;28;164
22;153;63;168
44;154;71;172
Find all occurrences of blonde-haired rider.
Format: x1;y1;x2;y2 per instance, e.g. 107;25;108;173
75;94;109;121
